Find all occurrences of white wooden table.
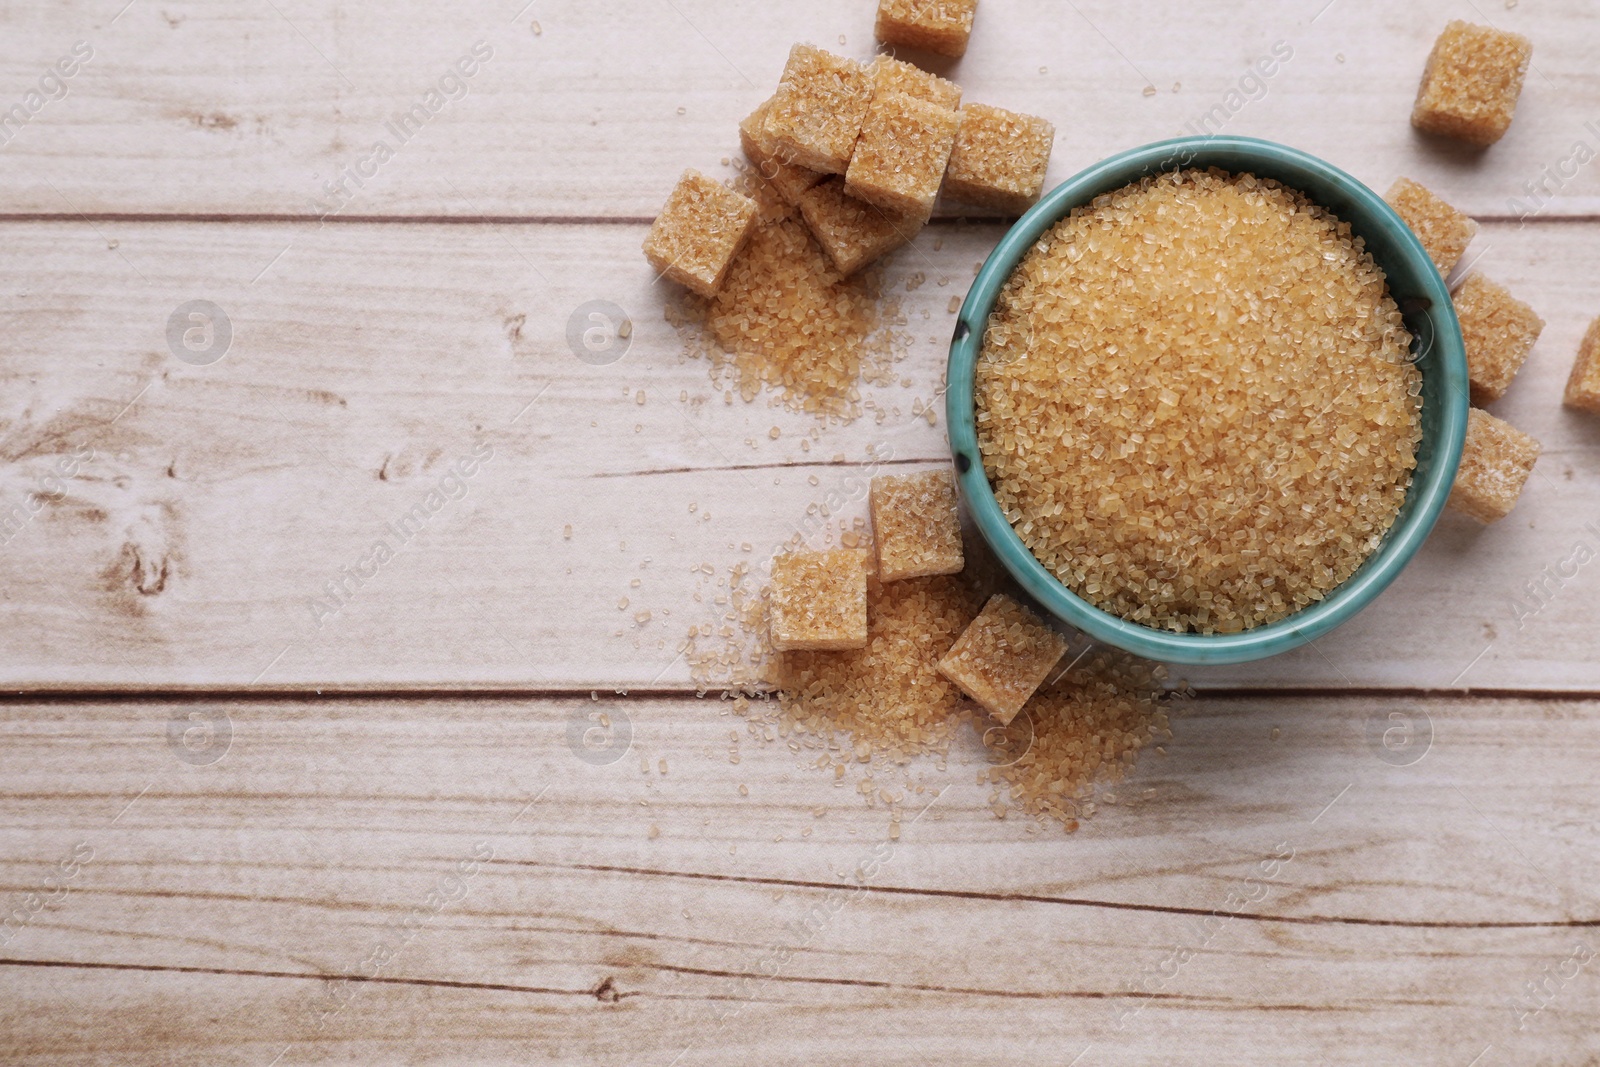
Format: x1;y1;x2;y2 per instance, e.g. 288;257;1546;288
1;1;1597;1062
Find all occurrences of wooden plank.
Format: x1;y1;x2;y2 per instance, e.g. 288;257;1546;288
0;216;1597;690
0;692;1595;1063
0;0;1596;219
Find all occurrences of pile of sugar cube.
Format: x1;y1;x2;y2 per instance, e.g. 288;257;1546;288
1395;20;1600;524
644;0;1055;298
768;467;1067;727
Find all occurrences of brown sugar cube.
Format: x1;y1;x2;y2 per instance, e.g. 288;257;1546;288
761;45;873;176
1564;317;1600;414
1384;177;1478;276
730;165;793;226
797;177;923;276
845;91;961;217
1447;408;1540;523
768;549;869;652
1411;20;1532;147
871;469;965;581
942;103;1055;215
875;0;977;58
868;54;962;110
1453;273;1544;404
739;99;824;208
937;593;1068;725
642;169;757;298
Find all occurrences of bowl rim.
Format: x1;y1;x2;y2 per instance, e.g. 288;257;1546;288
945;135;1470;665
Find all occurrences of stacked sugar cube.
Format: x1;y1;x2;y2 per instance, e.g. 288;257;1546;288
749;43;1054;278
645;3;1054;297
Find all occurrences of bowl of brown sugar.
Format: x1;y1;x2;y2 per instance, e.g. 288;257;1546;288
946;136;1469;665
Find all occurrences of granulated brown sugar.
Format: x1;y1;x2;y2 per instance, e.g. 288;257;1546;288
770;567;1171;831
668;213;899;421
976;169;1422;634
976;651;1171;830
775;573;986;762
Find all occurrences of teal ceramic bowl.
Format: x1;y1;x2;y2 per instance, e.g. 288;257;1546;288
946;136;1469;666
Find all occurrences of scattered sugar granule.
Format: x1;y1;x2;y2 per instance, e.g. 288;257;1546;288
643;169;758;298
977;652;1169;830
768;549;869;651
976;169;1421;634
943;104;1055;215
938;593;1069;725
874;0;976;57
846;90;961;218
1453;272;1544;404
777;573;985;759
1564;316;1600;414
1384;177;1478;276
762;45;873;175
678;213;890;420
871;468;965;581
1411;20;1532;147
1447;407;1540;523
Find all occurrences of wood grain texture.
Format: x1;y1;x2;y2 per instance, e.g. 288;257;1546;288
0;0;1596;219
0;217;1596;690
0;693;1595;1064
